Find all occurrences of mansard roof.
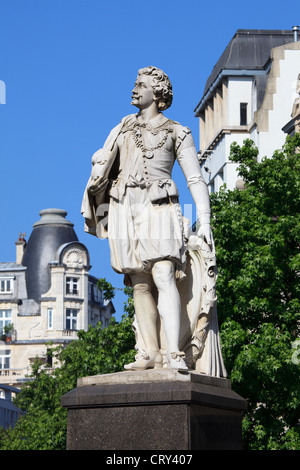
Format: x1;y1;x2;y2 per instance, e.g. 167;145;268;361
195;29;295;116
21;209;79;302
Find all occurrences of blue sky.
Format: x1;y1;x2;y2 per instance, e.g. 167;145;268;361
0;0;298;319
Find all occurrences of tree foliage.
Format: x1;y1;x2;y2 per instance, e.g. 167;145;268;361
210;134;300;450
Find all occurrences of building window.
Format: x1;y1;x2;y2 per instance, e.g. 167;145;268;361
240;103;248;125
47;308;53;330
0;350;11;369
46;349;53;367
91;283;103;303
66;277;79;295
66;309;78;330
0;310;12;336
0;278;14;294
215;171;224;192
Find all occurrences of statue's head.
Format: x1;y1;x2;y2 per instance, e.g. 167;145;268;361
137;66;173;111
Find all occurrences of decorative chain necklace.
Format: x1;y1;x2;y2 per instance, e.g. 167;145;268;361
132;121;173;159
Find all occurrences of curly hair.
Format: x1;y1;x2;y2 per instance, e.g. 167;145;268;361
138;66;173;111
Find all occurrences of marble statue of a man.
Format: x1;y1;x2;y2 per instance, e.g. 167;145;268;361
82;66;226;376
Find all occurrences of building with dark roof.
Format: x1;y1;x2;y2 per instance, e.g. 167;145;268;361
0;384;22;429
195;28;300;192
22;209;79;303
0;209;115;387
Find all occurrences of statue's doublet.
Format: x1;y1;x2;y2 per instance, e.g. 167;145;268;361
105;113;195;275
82;112;203;276
108;113;193;204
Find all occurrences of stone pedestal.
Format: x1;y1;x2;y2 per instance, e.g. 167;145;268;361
61;370;247;450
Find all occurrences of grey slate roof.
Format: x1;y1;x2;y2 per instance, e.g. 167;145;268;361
0;262;26;271
195;29;295;116
21;209;79;302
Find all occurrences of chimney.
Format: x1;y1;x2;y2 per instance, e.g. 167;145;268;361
15;232;27;264
292;25;299;42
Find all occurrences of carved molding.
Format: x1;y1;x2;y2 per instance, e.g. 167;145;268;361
63;249;85;268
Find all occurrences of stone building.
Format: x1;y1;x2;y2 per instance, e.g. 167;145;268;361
0;209;114;387
195;28;300;192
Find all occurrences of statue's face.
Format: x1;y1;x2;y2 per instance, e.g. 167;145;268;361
131;74;155;110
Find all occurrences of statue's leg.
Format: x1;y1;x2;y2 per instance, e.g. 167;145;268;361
151;260;188;370
131;272;159;352
124;271;163;370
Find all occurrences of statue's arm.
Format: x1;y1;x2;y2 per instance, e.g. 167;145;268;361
82;118;128;236
176;129;212;245
90;123;122;181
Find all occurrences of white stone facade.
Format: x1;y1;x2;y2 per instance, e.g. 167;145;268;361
251;42;300;158
0;210;114;387
195;30;300;192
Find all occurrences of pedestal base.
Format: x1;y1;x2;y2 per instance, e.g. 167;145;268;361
61;370;247;450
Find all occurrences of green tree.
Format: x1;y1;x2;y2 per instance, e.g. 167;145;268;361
211;134;300;450
0;283;135;450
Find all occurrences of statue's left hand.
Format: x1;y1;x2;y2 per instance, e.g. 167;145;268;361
197;223;212;246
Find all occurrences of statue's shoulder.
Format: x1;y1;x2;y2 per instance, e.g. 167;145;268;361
167;120;191;143
120;113;136;123
119;114;137;130
165;120;192;151
166;119;191;135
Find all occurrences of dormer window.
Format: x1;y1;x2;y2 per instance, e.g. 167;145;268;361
0;278;14;294
66;277;79;295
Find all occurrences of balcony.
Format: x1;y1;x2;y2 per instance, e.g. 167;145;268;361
0;368;30;384
62;330;78;338
0;365;56;385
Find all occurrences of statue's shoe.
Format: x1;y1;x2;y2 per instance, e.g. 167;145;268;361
124;351;163;371
167;351;188;371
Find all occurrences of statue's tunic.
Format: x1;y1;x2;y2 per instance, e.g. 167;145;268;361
82;113;206;277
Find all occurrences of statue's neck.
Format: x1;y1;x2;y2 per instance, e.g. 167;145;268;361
137;103;160;123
